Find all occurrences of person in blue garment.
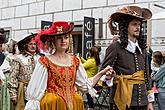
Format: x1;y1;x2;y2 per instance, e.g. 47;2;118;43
153;61;165;110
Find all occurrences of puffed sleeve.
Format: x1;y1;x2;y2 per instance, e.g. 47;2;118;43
8;59;20;98
75;62;97;97
25;60;48;110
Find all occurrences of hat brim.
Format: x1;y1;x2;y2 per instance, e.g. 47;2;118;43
18;33;37;44
142;8;152;19
110;8;152;22
40;23;74;43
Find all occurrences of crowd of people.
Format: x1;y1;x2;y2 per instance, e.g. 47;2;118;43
0;5;164;110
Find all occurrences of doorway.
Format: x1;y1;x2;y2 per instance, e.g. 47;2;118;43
72;25;83;55
72;34;82;55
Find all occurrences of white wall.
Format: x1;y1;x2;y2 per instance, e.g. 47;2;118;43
0;0;164;51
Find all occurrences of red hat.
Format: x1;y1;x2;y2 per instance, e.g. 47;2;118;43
35;21;74;51
36;21;74;43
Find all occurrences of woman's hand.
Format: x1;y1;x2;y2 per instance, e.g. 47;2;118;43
93;66;115;86
105;68;116;80
101;66;113;75
101;66;116;79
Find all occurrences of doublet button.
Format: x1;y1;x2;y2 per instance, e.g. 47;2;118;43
113;104;116;110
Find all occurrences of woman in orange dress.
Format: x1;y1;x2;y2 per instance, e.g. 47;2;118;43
24;21;113;110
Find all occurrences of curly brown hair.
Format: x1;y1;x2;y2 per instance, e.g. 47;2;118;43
118;15;147;50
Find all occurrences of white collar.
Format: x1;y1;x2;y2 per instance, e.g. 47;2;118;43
126;39;142;54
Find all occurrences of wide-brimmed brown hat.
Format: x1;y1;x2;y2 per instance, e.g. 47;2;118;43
108;6;152;35
38;21;74;43
110;6;152;22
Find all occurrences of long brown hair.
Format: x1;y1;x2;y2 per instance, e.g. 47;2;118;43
109;15;147;50
153;51;164;67
89;47;100;66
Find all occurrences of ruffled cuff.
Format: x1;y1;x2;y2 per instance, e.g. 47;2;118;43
24;100;40;110
147;90;155;103
106;77;114;87
99;75;114;87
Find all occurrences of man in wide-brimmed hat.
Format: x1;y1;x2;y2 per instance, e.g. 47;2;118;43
8;33;41;110
100;6;154;110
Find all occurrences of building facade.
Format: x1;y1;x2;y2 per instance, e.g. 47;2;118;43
0;0;164;54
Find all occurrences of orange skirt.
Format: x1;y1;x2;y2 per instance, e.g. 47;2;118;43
40;92;84;110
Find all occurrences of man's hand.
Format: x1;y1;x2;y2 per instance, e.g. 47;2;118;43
11;96;17;105
105;67;116;80
0;80;2;85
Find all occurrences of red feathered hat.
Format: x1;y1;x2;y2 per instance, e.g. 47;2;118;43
35;21;74;51
36;21;74;43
